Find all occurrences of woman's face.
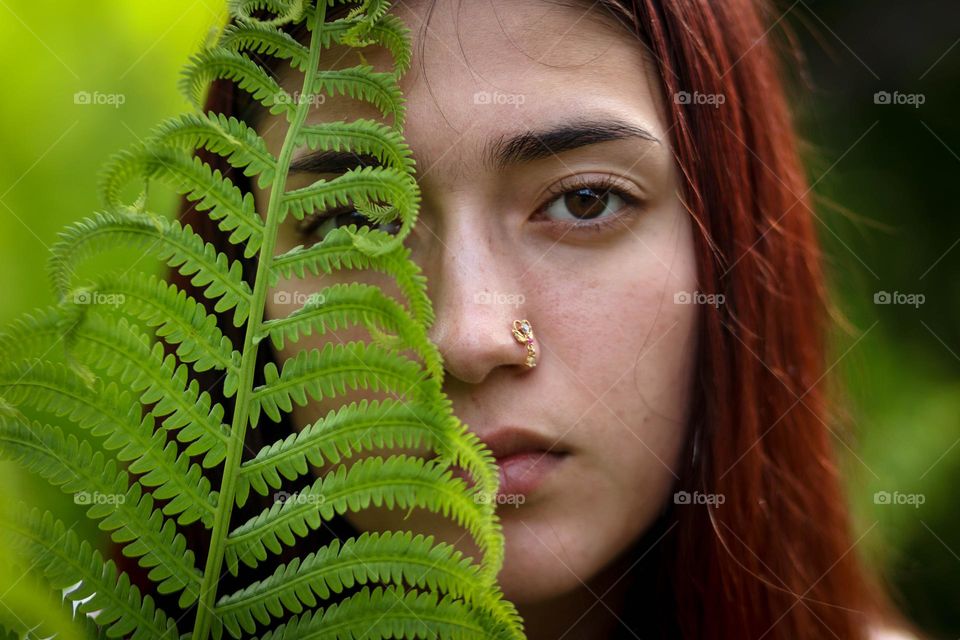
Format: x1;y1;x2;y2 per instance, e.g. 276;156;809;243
254;0;698;612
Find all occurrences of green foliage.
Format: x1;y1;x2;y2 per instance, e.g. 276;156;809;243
0;0;523;638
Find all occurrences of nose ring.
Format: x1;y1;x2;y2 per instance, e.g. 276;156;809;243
512;319;537;368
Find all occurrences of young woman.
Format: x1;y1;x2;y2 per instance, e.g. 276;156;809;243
163;1;915;637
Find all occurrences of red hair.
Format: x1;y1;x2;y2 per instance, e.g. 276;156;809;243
614;0;901;637
148;1;904;637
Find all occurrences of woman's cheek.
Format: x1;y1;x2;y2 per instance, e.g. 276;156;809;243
529;212;697;520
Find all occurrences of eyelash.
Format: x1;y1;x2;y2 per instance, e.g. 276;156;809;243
294;175;641;239
534;175;641;234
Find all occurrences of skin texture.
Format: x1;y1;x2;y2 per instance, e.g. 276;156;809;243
253;1;699;637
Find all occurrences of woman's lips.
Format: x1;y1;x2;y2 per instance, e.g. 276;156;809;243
445;426;569;502
496;450;566;497
482;427;568;499
447;451;567;500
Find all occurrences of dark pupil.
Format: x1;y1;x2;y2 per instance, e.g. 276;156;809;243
564;188;608;220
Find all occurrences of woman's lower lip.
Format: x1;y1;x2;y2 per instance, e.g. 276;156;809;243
496;451;565;498
445;452;567;500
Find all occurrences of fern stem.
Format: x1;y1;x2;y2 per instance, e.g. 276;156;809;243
191;3;329;638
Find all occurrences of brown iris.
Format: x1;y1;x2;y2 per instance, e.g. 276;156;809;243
564;187;610;220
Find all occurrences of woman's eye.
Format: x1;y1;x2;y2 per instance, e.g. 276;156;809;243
296;206;401;240
542;186;629;224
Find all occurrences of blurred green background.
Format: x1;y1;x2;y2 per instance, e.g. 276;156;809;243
0;0;956;637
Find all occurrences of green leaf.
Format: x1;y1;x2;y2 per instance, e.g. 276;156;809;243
216;530;522;636
220;20;311;72
0;359;219;524
224;455;494;574
280;165;417;232
3;508;180;639
259;585;523;640
100;143;266;257
229;0;309;27
258;281;443;378
1;2;524;638
313;64;406;128
0;421;202;605
179;46;294;117
83;271;241;375
151;111;278;187
249;340;436;427
0;306;79;361
271;226;435;327
59;311;232;465
49;211;252;327
236;397;451;506
322;13;412;76
293;118;415;174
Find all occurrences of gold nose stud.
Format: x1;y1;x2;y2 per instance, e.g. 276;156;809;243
512;319;537;368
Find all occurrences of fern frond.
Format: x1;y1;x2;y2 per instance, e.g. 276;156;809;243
293;118;415;180
1;1;525;637
0;420;202;604
236;397;451;506
4;508;180;639
0;304;231;462
85;271;240;375
340;0;390;46
150;111;279;189
49;211;252;327
60;312;232;466
258;281;443;378
259;585;522;640
280;165;417;229
220;21;311;73
313;65;406;128
216;530;522;636
179;46;294;117
249;340;435;427
270;226;435;327
229;0;309;27
318;13;412;76
4;509;179;640
259;281;399;349
0;359;219;524
0;306;78;360
224;455;492;573
99;144;265;257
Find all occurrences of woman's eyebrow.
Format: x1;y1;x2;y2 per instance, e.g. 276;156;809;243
484;118;661;170
288;118;660;175
289;151;380;175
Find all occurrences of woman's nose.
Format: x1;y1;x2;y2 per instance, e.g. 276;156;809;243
424;237;533;385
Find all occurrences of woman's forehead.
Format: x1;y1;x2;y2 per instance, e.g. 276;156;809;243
391;0;630;61
260;0;667;182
